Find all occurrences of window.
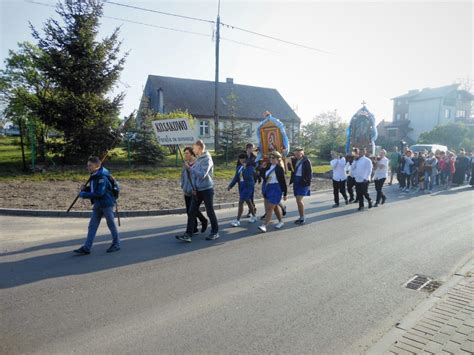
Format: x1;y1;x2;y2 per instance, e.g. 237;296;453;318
199;120;210;136
404;113;408;119
397;101;401;106
456;110;466;118
243;123;252;138
405;100;409;105
396;113;401;120
445;109;451;119
285;124;292;141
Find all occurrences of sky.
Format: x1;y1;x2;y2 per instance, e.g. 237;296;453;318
0;0;472;125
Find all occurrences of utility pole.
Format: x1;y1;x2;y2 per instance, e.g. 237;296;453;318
213;0;221;151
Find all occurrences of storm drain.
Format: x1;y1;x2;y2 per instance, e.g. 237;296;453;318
404;275;442;292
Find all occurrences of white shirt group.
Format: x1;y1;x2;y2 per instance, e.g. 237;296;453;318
373;156;389;180
330;157;347;181
351;156;373;183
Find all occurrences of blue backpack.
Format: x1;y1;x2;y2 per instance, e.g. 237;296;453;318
107;175;120;199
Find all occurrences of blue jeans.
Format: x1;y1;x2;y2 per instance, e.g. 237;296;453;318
84;205;120;251
440;171;449;185
424;172;434;191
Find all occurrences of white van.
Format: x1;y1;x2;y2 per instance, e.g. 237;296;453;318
409;144;448;154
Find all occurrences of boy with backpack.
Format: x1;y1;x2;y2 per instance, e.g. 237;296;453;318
228;153;257;226
73;156;121;255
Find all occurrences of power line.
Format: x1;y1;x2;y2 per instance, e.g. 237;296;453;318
221;37;278;53
104;0;215;24
104;0;330;54
105;15;212;39
105;15;276;52
25;0;276;53
220;22;332;54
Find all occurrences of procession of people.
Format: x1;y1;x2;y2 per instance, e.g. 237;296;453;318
72;111;474;253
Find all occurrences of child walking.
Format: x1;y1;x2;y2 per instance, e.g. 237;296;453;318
258;151;288;233
228;153;257;226
73;156;120;255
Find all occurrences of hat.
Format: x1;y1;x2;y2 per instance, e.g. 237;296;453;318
294;147;304;152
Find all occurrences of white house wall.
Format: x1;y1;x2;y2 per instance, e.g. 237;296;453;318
407;98;443;141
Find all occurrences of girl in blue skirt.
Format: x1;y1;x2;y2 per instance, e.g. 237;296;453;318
228;153;257;226
289;147;312;224
258;151;287;233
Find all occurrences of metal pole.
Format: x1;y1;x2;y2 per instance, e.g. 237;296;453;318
127;139;131;169
225;143;228;166
213;0;221;152
28;120;36;172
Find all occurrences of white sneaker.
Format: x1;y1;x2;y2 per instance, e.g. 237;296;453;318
258;225;267;233
231;220;240;227
248;216;257;223
275;221;284;229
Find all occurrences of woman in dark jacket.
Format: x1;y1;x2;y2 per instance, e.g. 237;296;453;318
289;147;312;224
258;151;287;233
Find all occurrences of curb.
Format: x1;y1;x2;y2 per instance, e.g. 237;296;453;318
0;200;249;218
0;188;335;218
367;254;474;354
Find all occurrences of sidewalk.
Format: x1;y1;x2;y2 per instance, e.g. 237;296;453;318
370;261;474;354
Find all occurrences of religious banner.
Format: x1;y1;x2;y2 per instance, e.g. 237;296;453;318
256;113;290;161
345;104;378;156
152;118;196;146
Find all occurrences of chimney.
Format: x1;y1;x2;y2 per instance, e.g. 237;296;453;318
226;78;234;84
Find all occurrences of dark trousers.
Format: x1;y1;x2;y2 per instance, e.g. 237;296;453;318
374;178;386;204
186;188;219;235
399;173;406;188
347;176;356;200
184;194;207;231
400;173;411;188
332;179;348;204
355;181;371;208
411;170;418;187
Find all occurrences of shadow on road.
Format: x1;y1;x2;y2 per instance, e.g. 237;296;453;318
1;184;471;289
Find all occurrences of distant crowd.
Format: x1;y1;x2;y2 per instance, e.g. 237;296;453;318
387;147;474;192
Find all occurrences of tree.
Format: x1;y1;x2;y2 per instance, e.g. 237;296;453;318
418;122;474;151
0;42;52;164
30;0;128;162
218;89;250;159
301;111;347;160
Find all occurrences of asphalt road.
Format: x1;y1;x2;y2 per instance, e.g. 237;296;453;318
1;184;473;354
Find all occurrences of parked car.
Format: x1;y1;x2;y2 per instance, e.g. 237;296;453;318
4;127;20;136
409;144;448;154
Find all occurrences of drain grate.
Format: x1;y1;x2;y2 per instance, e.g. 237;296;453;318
404;275;442;292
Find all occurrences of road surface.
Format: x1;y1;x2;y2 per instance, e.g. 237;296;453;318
1;184;472;354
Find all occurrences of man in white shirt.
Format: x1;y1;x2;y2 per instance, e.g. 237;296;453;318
351;148;373;211
330;151;348;207
373;149;389;207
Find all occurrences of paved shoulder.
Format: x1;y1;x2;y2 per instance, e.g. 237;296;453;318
370;262;474;355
